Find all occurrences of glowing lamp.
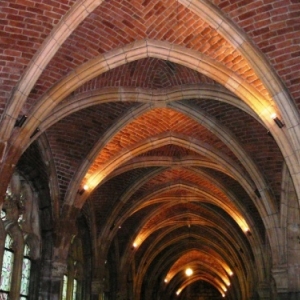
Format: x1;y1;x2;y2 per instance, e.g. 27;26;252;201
185;268;193;276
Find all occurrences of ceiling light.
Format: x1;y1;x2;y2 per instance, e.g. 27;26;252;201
185;268;193;276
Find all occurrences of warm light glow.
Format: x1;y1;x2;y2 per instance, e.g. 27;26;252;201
164;278;168;283
83;184;89;191
222;293;225;297
133;243;137;248
271;113;277;120
176;290;180;296
229;271;234;276
226;281;231;287
185;268;193;276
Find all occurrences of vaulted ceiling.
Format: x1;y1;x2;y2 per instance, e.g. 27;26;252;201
1;0;300;299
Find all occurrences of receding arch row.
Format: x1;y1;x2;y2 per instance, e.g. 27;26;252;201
165;249;232;285
119;183;249;238
73;131;280;263
100;162;255;246
34;85;273;214
169;262;229;296
137;241;239;295
56;96;273;212
119;208;255;278
35;85;274;218
135;231;252;300
174;275;227;298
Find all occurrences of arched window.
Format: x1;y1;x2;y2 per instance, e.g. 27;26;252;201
0;234;14;299
73;277;78;300
20;244;31;299
0;173;41;299
61;275;68;300
60;237;84;300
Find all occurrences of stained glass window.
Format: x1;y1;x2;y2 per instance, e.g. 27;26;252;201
73;279;77;300
0;211;6;221
20;244;31;297
62;275;68;300
0;235;14;298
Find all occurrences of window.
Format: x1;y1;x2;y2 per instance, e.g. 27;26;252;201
20;244;31;298
0;173;41;299
73;278;77;300
62;275;68;300
0;235;14;299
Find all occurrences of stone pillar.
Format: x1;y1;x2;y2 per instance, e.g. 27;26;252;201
116;290;127;300
50;261;67;300
256;282;271;299
91;279;104;300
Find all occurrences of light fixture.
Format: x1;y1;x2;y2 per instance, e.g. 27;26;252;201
133;242;137;248
15;115;27;127
185;267;193;276
164;278;168;283
254;189;261;199
271;113;284;128
78;184;89;195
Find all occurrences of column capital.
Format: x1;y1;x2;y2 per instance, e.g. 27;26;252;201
272;264;288;293
52;261;67;278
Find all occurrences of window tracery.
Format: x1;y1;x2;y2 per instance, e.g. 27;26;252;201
0;172;41;299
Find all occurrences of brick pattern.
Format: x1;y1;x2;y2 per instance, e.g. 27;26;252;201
188;98;283;206
91;167;156;231
0;0;76;115
137;144;204;159
211;0;300;106
86;107;238;179
133;167;230;204
25;0;267;114
75;58;217;94
205;168;265;240
46;102;136;204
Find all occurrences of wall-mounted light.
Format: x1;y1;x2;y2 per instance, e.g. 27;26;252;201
271;113;284;128
15;115;27;127
254;189;261;199
77;184;89;195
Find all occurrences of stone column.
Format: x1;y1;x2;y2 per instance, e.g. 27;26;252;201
256;282;271;299
49;260;68;300
91;279;104;300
